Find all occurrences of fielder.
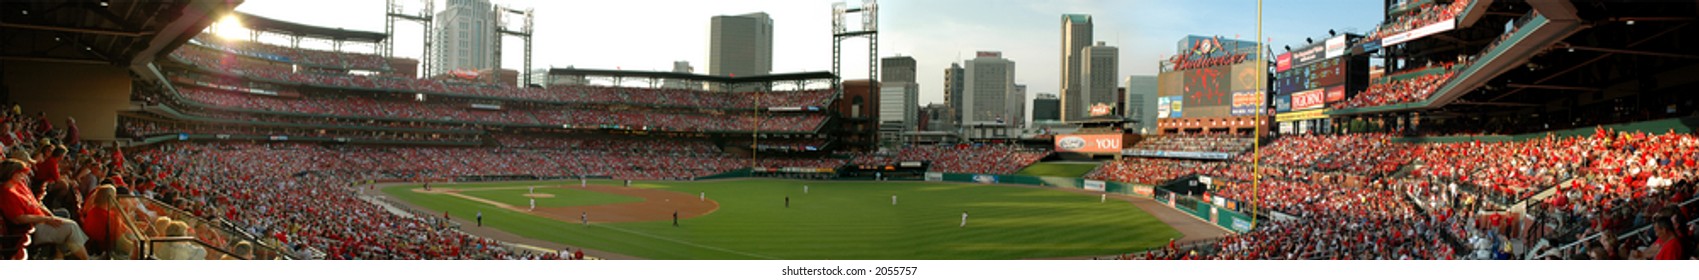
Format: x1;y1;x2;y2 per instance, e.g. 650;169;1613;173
581;212;588;226
804;185;809;194
529;186;535;194
1101;194;1107;203
892;195;898;205
700;192;705;201
960;211;968;227
529;198;536;211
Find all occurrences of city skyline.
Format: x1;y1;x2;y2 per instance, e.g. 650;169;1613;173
225;0;1382;106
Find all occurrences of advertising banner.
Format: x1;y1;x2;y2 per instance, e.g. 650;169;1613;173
1155;96;1168;118
972;174;998;184
1289;44;1327;67
1382;19;1457;46
1123;150;1237;160
1134;186;1155;197
1083;180;1107;192
1170;98;1184;118
1291;88;1325;111
1230;90;1264;116
1325;85;1346;103
1274;94;1293;113
1276;109;1330;122
1276;53;1292;72
1360;40;1382;53
925;172;943;182
1324;36;1347;59
1054;134;1124;154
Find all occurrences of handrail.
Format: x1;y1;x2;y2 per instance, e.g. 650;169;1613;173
1535;195;1699;259
144;237;245;260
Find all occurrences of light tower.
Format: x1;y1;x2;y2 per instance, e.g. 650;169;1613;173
832;0;878;89
493;5;534;86
384;0;433;77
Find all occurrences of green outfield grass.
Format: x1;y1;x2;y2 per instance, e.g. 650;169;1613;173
1014;162;1103;178
459;186;645;208
382;179;1180;260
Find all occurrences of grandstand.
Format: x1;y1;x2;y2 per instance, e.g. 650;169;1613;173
2;0;1697;262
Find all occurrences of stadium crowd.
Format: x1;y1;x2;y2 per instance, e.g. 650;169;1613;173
1332;66;1458;109
169;45;834;109
854;144;1050;175
170;85;827;133
1127;133;1256;154
1360;0;1471;43
192;36;392;71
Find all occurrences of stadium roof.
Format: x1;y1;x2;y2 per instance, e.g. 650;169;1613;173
548;68;838;84
232;12;388;42
0;0;239;67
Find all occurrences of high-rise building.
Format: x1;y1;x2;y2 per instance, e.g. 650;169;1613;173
943;63;965;126
963;51;1015;126
881;56;917;84
664;61;696;89
878;82;919;142
1079;42;1119;119
432;0;497;77
1009;84;1027;128
709;12;773;77
1060;14;1092;122
920;103;953;132
1032;93;1060;122
1125;75;1157;133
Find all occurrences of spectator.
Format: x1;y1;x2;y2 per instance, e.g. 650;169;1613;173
0;159;90;259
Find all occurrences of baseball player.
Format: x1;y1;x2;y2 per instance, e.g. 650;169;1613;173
961;211;968;228
581;212;588;226
529;198;536;211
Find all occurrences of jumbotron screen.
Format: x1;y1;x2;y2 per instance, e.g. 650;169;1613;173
1157;60;1260;119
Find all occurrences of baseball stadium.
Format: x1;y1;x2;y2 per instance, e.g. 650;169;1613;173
1;0;1698;262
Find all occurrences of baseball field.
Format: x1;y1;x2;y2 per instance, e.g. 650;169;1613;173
380;178;1184;260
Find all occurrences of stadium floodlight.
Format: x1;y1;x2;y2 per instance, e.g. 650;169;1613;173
1627;20;1635;25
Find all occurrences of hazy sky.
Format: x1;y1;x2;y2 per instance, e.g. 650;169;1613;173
227;0;1384;115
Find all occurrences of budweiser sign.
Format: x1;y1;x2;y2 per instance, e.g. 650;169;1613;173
1169;36;1248;71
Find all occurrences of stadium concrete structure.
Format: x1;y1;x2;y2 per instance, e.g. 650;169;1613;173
1;0;1697;261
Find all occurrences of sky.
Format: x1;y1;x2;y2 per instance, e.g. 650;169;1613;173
226;0;1386;122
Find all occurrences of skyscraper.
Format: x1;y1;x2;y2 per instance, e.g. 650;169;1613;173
943;63;965;126
1032;93;1060;122
664;61;695;89
1059;14;1092;122
432;0;497;77
880;56;916;84
1009;84;1027;128
709;12;773;77
1079;42;1119;119
963;52;1015;126
1125;75;1158;134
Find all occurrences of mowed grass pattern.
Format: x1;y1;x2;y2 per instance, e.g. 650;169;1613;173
1014;162;1103;178
384;179;1180;260
460;187;644;208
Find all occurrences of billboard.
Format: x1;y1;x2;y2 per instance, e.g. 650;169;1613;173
1325;85;1346;103
1054;134;1124;154
1276;53;1292;72
1289;43;1327;67
1291;88;1325;111
1324;36;1347;59
1274;94;1293;112
1170;98;1184;118
1232;61;1262;91
1382;19;1457;46
1274;64;1311;94
1231;90;1264;116
1157;97;1172;119
1084;180;1107;192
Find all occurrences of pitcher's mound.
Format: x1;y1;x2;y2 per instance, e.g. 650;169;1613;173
524;193;556;198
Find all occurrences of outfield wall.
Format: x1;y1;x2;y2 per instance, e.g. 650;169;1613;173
924;172;1252;233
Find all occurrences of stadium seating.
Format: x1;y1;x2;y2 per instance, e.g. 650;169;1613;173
853;145;1051;175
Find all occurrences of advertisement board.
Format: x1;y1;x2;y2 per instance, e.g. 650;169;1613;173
925;172;943;182
1274;94;1293;113
1291;88;1325;111
1134;186;1155;197
1382;19;1457;46
1053;134;1124;154
1231;61;1262;91
1230;90;1264;116
1274;64;1311;95
1156;97;1172;119
1170;98;1184;118
972;174;998;184
1324;36;1347;59
1288;43;1327;67
1083;180;1107;192
1276;53;1292;72
1276;109;1330;122
1325;85;1346;103
1360;40;1382;53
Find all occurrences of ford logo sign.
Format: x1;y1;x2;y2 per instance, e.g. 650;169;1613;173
1058;137;1086;150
